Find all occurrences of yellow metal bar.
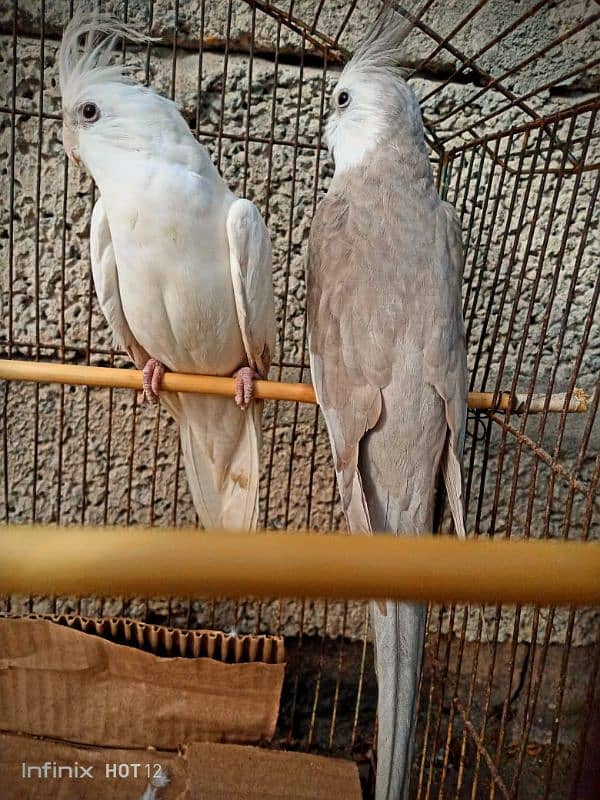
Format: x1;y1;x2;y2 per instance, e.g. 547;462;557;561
0;359;590;412
0;526;598;605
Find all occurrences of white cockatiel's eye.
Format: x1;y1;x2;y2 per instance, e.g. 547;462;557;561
79;102;100;123
336;90;350;108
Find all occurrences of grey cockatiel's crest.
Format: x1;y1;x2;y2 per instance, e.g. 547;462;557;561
306;3;468;798
59;12;276;530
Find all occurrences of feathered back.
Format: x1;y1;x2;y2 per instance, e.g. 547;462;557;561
344;0;426;79
59;11;152;109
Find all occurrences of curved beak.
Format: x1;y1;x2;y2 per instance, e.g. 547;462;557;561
62;123;82;167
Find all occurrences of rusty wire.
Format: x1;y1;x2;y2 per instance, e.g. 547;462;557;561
0;0;598;797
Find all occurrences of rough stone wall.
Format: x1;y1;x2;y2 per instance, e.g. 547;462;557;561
0;1;598;645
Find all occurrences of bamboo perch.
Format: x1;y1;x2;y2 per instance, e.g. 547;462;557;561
0;359;316;405
0;359;590;413
0;526;598;606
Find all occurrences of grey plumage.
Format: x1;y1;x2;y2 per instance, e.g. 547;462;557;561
306;5;467;798
346;1;420;79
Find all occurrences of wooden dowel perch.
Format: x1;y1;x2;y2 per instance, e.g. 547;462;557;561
0;526;598;606
0;359;589;413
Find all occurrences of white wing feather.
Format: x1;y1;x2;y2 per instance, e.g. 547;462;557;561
226;198;276;377
90;197;149;368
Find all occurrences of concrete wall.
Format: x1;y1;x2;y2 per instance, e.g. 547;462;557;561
0;1;598;644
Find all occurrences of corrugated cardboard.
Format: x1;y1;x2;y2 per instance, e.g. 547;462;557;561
0;734;363;799
0;618;284;747
20;612;285;663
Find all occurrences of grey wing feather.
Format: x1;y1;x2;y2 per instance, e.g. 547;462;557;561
425;202;468;538
226;198;276;377
307;195;387;534
310;351;375;534
307;192;467;540
90;197;149;369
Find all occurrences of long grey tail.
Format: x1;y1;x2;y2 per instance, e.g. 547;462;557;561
371;599;426;800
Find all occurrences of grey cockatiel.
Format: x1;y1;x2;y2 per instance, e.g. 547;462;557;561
59;13;275;529
306;6;467;799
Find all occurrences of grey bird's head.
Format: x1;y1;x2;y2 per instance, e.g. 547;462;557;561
326;2;425;172
58;11;188;174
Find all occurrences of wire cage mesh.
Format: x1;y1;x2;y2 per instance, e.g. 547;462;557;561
0;1;598;797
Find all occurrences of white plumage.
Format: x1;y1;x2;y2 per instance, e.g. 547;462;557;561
60;12;276;529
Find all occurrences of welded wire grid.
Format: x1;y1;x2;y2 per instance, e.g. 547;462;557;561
0;1;598;797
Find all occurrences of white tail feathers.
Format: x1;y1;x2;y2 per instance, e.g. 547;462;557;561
174;394;262;531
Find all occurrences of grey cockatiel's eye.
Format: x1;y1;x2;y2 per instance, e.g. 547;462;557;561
79;102;100;123
336;90;350;108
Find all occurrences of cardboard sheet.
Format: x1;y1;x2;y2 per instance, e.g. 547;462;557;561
21;612;285;663
0;733;187;800
0;618;284;747
184;742;363;799
0;734;363;799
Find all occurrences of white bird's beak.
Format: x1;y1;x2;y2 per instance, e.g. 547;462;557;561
62;124;82;167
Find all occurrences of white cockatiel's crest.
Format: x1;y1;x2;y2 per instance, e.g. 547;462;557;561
58;12;201;172
326;2;424;172
58;11;149;109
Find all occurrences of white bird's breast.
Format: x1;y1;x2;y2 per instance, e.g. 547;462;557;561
100;159;245;375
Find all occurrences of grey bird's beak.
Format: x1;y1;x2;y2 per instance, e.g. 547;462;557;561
62;123;82;167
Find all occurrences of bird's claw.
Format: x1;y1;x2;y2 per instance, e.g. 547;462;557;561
233;367;259;410
140;358;165;405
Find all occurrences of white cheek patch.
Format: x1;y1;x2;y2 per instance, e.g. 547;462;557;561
327;113;383;173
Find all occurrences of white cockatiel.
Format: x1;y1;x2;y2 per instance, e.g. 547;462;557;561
58;13;276;530
306;6;467;800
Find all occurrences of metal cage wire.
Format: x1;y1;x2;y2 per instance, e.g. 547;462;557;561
0;1;598;798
